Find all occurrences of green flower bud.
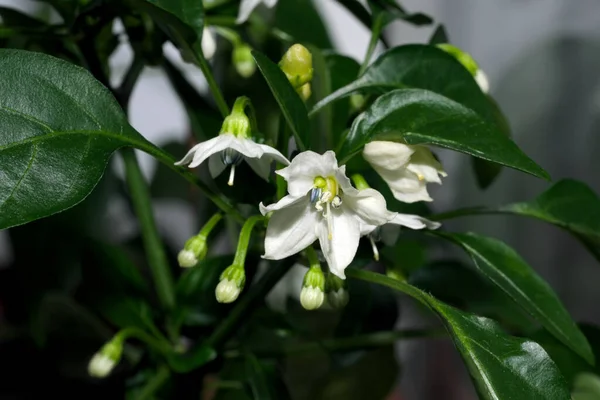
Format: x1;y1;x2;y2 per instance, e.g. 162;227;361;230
296;82;311;101
178;235;208;268
88;336;124;378
233;43;256;78
300;266;325;310
327;288;349;309
216;265;245;303
279;44;313;88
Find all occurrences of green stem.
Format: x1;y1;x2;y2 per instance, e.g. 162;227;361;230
118;55;145;111
199;213;223;238
122;148;176;310
227;328;444;358
135;365;170;400
233;215;264;267
214;27;242;46
231;96;259;135
429;206;493;221
351;173;370;190
195;53;229;118
118;327;173;355
204;0;234;11
206;258;294;349
305;246;321;269
358;13;384;75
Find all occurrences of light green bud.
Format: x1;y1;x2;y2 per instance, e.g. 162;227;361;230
216;265;245;303
279;44;313;88
88;337;124;378
178;235;207;268
233;43;256;78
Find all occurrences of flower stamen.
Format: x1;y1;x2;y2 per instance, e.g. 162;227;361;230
369;235;380;261
228;164;236;186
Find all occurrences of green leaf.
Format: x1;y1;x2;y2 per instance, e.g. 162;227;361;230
341;88;548;180
573;373;600;400
311;44;492;120
129;0;204;58
347;269;571;400
500;179;600;246
166;343;217;373
428;24;449;45
244;354;291;400
252;50;310;150
471;95;512;189
0;49;160;230
323;53;360;140
438;232;593;364
367;0;433;27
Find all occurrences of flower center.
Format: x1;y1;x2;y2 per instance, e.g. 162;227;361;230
310;176;342;240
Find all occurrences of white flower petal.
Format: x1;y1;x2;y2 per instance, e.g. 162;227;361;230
245;157;271;181
259;194;305;214
256;143;290;165
277;150;339;196
389;213;441;230
175;135;234;168
335;165;358;196
236;0;262;23
227;136;265;158
317;211;361;279
343;188;395;227
208;154;227;178
262;197;318;260
378;167;433;203
406;146;446;183
363;141;414;170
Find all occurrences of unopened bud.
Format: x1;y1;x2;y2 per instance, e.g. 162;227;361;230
350;93;365;112
202;27;216;60
327;288;349;309
88;337;124;378
216;265;245;303
233;43;256;78
178;235;207;268
296;82;311;101
279;44;313;88
300;266;325;310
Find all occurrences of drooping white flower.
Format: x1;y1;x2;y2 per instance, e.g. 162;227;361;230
363;140;447;203
260;151;434;279
175;97;289;186
236;0;278;24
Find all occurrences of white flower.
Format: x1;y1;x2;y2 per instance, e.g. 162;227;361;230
236;0;278;24
201;27;216;60
215;279;241;303
88;353;115;378
475;69;489;93
300;286;324;310
363;141;447;203
175;133;289;186
260;151;433;279
327;288;349;309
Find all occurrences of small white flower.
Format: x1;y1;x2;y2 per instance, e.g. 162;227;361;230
475;69;489;94
300;286;324;310
175;133;289;186
177;249;198;268
88;353;115;378
261;151;433;279
363;141;447;203
201;27;216;60
236;0;278;24
215;279;241;303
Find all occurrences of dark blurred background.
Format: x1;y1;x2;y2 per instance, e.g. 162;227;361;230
1;0;599;399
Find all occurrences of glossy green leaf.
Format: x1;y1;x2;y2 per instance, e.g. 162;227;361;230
311;45;493;120
0;49;161;230
347;269;571;400
500;179;600;246
438;231;593;364
252;50;310;150
324;53;360;140
341;88;548;180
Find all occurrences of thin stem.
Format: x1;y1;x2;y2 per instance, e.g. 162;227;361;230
135;365;170;400
118;55;145;111
305;246;321;269
351;173;370;190
122;148;176;310
206;258;294;349
199;213;223;238
214;27;241;46
358;13;384;75
230;96;259;135
232;215;265;267
204;0;234;11
429;206;494;221
194;53;229;118
118;327;173;355
227;328;445;358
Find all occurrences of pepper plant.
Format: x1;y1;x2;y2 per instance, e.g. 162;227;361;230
0;0;599;399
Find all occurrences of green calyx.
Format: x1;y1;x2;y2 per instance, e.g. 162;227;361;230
303;265;325;291
233;43;256;78
220;96;257;139
279;44;313;89
326;273;345;293
101;335;125;361
220;264;246;288
436;43;479;76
